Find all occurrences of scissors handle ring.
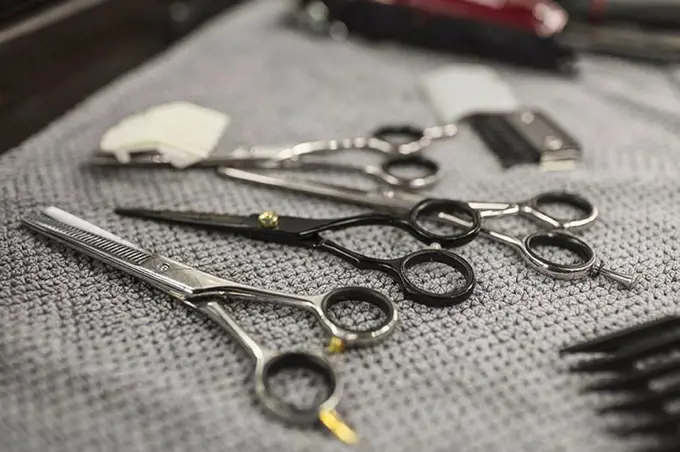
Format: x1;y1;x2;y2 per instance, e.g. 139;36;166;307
374;155;441;190
409;198;482;247
522;230;596;279
526;192;599;230
372;124;431;155
318;286;398;347
255;350;341;424
398;249;476;307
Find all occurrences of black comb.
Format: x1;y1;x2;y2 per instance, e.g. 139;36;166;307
468;110;581;171
562;317;680;355
563;316;680;451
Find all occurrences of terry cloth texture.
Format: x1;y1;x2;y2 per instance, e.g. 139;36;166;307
2;2;680;451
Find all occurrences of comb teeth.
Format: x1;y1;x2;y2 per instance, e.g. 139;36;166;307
561;317;680;355
572;331;680;373
585;357;680;392
611;413;680;437
564;317;680;449
24;214;151;265
600;381;680;413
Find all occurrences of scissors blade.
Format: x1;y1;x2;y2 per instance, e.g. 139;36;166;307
114;208;258;230
22;207;232;301
90;150;168;167
217;167;421;213
89;149;281;169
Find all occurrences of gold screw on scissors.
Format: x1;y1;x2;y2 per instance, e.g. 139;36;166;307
258;210;279;229
326;336;346;354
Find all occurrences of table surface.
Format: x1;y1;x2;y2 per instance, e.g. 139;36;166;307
2;1;680;451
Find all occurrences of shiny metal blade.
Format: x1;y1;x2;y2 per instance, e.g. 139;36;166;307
217;167;419;212
22;207;230;300
115;208;253;229
23;208;152;265
89;149;282;169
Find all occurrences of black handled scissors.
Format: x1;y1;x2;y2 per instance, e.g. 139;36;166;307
219;167;638;288
116;198;481;306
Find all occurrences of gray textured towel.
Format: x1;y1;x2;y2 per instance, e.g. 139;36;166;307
2;2;680;451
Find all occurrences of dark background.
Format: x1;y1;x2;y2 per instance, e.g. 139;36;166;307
0;0;243;153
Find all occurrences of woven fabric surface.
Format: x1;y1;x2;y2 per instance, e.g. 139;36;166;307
2;2;680;451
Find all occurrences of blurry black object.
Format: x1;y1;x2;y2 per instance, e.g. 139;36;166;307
292;0;578;73
560;23;680;64
563;316;680;452
555;0;680;63
163;0;245;37
0;0;244;154
0;0;67;28
557;0;680;29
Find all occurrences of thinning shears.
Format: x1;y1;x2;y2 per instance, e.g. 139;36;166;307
218;167;638;288
22;207;396;442
23;207;398;351
90;122;457;190
115;198;480;307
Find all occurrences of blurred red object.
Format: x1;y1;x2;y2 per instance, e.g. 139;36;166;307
392;0;568;37
295;0;576;72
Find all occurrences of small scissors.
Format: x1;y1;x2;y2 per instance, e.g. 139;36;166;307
22;207;394;442
218;167;638;288
90;122;457;190
115;198;480;307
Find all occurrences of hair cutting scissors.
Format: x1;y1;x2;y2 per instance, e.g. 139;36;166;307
90;122;457;190
23;207;398;351
115;198;480;307
21;207;398;442
257;122;459;157
218;167;638;288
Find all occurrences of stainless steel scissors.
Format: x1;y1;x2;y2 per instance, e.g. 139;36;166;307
218;167;638;288
23;207;398;351
252;122;459;157
89;122;457;190
114;197;480;307
21;208;403;443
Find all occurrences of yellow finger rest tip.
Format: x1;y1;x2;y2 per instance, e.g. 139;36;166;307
319;410;358;445
326;337;346;354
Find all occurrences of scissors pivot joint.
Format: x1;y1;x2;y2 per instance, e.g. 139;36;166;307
326;337;346;354
258;211;280;229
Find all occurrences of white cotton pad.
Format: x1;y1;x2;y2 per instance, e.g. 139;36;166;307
99;102;230;168
419;64;519;122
